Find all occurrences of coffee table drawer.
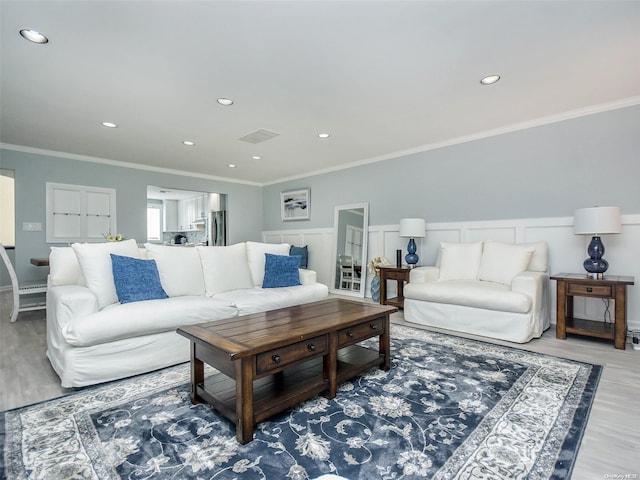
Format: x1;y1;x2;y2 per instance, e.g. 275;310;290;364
338;318;384;347
256;335;328;375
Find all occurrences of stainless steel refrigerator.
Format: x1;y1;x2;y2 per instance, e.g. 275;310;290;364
208;210;227;246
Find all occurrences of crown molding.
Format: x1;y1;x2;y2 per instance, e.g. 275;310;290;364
0;143;262;187
3;95;639;188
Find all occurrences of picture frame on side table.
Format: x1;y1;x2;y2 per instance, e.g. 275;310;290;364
281;188;310;221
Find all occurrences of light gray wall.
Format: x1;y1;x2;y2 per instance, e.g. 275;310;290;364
263;105;640;229
0;149;263;284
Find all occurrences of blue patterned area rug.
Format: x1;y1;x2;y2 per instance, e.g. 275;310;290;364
1;325;601;480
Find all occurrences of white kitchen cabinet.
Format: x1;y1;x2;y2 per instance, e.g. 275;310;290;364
164;199;178;231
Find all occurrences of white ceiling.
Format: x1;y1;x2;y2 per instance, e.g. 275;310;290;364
1;1;639;186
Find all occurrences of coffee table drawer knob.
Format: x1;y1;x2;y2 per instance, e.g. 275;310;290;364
370;324;378;330
272;354;281;364
347;330;354;338
307;343;316;352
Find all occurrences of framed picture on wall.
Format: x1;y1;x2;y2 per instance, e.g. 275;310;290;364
281;188;310;221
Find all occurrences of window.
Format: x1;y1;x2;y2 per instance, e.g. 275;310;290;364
46;182;116;243
0;170;15;246
147;202;163;242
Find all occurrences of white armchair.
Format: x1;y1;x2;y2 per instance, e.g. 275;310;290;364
403;241;550;343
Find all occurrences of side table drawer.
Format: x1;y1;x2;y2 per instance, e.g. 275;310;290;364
256;335;327;375
384;270;408;281
338;318;384;347
568;283;612;298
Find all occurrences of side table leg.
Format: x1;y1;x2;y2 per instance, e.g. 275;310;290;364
235;357;255;444
614;285;627;350
190;342;203;404
555;280;567;340
379;272;387;305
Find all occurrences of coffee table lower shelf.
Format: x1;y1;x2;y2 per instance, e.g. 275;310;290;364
196;345;383;429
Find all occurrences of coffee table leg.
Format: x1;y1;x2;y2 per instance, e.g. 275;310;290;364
190;342;204;404
325;332;338;398
235;357;254;444
380;315;391;371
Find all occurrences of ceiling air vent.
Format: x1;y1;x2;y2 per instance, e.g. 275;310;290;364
239;129;280;144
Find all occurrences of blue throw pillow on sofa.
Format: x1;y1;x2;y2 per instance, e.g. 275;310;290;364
263;253;301;288
110;254;169;303
289;245;308;269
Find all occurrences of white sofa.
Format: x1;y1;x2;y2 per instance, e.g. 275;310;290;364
46;240;329;388
403;240;550;343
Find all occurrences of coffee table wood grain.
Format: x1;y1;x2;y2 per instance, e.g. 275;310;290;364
177;298;397;443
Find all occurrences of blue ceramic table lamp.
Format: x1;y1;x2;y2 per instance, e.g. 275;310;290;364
399;218;426;268
573;206;621;279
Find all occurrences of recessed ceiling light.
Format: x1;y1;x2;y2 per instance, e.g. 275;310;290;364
19;29;49;44
101;122;117;128
480;74;501;85
318;133;330;138
182;140;195;146
227;164;236;168
217;98;234;106
252;156;261;160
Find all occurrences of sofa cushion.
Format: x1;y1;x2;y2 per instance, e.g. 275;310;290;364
478;241;535;286
246;241;291;286
49;246;86;286
71;239;140;309
197;243;254;295
263;253;301;288
144;243;205;296
289;245;309;269
438;241;483;281
60;296;239;347
404;279;532;314
111;254;168;304
213;283;330;316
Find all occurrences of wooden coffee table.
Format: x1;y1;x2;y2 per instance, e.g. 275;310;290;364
177;298;397;443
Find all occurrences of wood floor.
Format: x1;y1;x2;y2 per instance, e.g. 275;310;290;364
1;291;638;478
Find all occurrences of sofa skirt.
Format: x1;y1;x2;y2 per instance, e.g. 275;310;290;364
47;330;190;388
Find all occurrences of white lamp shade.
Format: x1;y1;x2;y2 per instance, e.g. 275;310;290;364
399;218;426;238
574;206;621;235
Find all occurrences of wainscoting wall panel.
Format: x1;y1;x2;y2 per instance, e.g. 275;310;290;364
264;214;640;330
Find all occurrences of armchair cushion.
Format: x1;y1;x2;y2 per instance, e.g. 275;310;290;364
438;241;483;281
404;279;532;313
478;241;535;286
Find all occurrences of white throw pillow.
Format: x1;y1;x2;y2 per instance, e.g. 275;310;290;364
438;242;484;281
245;241;291;286
71;239;140;309
144;243;205;297
520;241;549;272
197;243;254;295
49;246;86;286
478;241;535;286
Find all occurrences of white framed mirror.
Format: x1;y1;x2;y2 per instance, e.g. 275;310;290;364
330;203;369;298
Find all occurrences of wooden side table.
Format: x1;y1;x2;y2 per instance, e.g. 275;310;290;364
550;273;635;349
379;266;411;309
